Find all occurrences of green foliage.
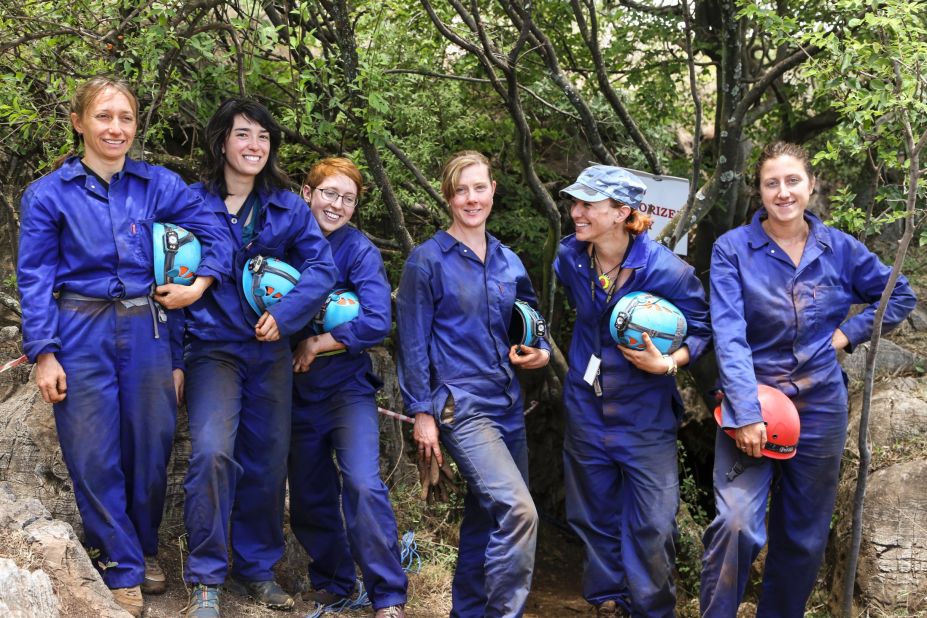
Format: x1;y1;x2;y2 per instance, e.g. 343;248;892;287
802;0;927;234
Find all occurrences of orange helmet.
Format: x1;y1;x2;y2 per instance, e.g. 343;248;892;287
713;385;800;460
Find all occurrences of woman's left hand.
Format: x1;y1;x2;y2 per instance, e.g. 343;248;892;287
255;312;280;341
619;332;672;375
509;345;550;370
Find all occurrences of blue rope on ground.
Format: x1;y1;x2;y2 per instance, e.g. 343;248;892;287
304;530;421;617
400;530;422;574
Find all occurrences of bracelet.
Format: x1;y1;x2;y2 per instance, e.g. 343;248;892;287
663;354;678;376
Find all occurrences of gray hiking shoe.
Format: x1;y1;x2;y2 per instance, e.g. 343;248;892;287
184;583;219;618
225;577;294;610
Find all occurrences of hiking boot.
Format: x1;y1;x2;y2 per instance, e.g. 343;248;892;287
304;587;346;605
225;577;295;610
375;605;406;618
111;585;144;617
140;555;167;595
184;583;220;618
596;599;629;617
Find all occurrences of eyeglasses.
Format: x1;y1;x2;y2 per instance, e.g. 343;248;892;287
316;187;358;208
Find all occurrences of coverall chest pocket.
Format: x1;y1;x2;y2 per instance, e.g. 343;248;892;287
811;285;847;331
131;217;155;264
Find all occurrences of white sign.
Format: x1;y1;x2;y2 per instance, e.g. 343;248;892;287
626;167;689;256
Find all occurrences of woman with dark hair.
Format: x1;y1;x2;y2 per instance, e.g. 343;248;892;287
288;157;407;618
700;142;916;617
175;98;336;618
554;165;711;617
17;76;230;617
397;151;550;618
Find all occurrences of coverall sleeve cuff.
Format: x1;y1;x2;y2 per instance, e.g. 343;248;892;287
838;320;868;354
406;403;431;417
24;339;61;363
330;322;362;355
194;264;226;286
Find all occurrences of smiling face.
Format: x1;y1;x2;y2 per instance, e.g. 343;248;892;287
758;154;815;227
70;86;136;169
570;197;630;243
448;163;495;231
222;114;270;182
304;172;358;235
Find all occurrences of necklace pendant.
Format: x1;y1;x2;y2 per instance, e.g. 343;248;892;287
598;273;611;289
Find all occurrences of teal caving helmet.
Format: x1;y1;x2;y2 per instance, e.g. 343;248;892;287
313;289;361;334
242;255;301;316
509;300;547;348
609;291;687;354
153;222;201;286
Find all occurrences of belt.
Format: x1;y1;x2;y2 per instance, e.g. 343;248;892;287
58;287;165;339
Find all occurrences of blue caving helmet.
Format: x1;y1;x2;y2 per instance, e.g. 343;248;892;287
313;289;361;334
153;222;201;286
610;291;687;354
509;300;547;348
242;255;301;316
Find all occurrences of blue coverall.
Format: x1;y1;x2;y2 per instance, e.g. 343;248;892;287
288;224;407;609
554;232;711;617
17;156;230;589
180;185;336;585
396;230;550;618
700;211;916;617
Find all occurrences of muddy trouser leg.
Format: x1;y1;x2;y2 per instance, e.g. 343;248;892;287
54;300;173;588
700;428;774;618
563;433;628;611
289;395;357;597
756;408;847;618
330;392;408;609
617;439;679;618
229;339;292;581
183;343;245;584
441;414;538;618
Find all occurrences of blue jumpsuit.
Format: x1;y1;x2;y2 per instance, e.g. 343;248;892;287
396;231;550;618
180;185;336;585
554;232;711;617
288;224;407;609
17;156;230;589
700;211;916;617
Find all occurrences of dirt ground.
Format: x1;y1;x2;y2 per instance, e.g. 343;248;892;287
141;522;592;618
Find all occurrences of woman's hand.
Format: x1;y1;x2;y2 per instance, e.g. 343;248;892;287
735;421;767;458
255;312;280;341
35;353;67;403
414;413;443;467
619;332;674;375
154;276;214;310
292;337;318;373
509;345;550;370
831;328;850;351
172;368;185;406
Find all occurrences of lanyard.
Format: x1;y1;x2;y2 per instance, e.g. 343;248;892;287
238;191;262;245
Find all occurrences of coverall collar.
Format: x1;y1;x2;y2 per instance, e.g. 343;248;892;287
434;229;501;257
747;209;832;271
58;155;152;182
